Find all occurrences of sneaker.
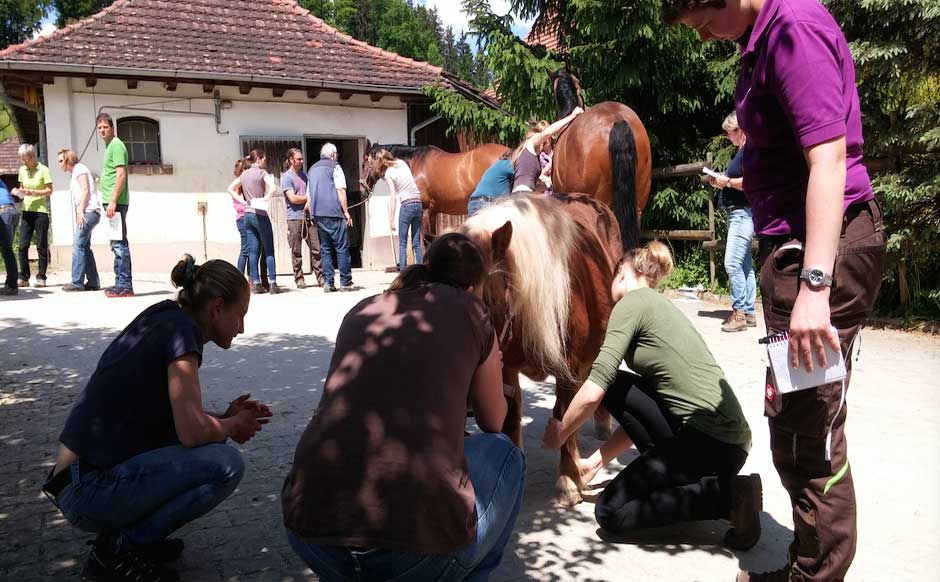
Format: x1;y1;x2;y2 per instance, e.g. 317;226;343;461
746;313;758;327
323;284;337;293
35;278;47;288
296;280;307;290
63;283;88;292
105;287;135;298
723;473;762;551
81;544;179;582
268;283;283;295
0;285;17;296
339;283;357;292
16;278;28;288
721;310;748;332
250;283;268;295
735;565;790;582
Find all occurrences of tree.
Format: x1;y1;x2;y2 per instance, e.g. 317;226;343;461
0;0;52;49
52;0;110;26
377;0;443;66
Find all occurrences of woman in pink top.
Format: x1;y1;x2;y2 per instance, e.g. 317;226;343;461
666;1;886;581
226;159;250;277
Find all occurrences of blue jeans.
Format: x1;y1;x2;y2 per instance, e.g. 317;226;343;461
724;208;756;315
398;202;424;271
316;216;352;287
72;211;101;288
467;197;493;217
235;217;250;275
46;444;244;548
245;212;276;284
0;206;18;287
288;433;525;582
110;204;133;290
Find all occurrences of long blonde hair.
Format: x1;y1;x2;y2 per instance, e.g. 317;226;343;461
460;195;577;382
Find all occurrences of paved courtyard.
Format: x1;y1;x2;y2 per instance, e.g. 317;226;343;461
1;269;938;581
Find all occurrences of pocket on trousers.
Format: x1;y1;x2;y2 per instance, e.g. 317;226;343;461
759;240;803;320
831;234;886;327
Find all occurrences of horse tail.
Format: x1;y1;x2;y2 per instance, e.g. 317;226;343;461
608;120;640;250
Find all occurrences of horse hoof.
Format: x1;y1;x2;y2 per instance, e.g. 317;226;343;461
556;476;583;507
594;422;612;441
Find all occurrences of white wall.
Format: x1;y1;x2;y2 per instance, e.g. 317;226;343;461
43;77;407;272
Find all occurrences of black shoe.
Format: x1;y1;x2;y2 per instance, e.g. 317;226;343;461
251;283;268;294
0;285;17;296
724;473;762;551
85;284;102;291
82;544;179;582
137;538;185;563
63;283;88;292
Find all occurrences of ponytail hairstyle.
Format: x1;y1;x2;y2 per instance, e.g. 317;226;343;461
370;148;397;177
512;119;549;165
171;254;249;312
246;148;266;166
283;148;303;171
616;241;674;288
389;232;485;292
233;158;248;178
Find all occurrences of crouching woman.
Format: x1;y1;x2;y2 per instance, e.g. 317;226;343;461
283;233;525;582
42;255;272;582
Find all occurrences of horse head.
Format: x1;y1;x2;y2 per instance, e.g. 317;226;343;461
360;140;381;191
549;67;584;118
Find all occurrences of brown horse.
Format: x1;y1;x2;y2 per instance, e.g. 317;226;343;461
460;193;622;506
548;68;652;250
362;142;508;216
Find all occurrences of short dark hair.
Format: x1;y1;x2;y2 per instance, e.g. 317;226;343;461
661;0;726;24
95;112;114;128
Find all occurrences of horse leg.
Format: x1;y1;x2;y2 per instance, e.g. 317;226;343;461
594;407;612;440
501;369;523;449
554;383;583;507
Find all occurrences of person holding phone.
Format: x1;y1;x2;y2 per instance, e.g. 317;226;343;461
666;1;887;580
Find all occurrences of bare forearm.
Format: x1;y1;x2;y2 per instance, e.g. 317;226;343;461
337;189;349;214
728;177;744;191
559;381;605;442
803;143;846;274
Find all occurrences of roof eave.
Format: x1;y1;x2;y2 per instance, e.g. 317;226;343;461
0;60;436;95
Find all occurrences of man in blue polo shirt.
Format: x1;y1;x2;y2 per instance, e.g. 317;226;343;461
307;143;354;292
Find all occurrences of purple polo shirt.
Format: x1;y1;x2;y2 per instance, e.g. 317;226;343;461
734;0;873;237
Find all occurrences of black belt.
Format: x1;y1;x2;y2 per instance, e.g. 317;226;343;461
42;459;98;498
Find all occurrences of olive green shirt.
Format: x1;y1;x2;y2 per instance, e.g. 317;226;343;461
589;287;751;449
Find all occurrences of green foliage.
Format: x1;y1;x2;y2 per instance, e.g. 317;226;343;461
52;0;110;26
0;105;16;142
0;0;52;48
423;84;526;144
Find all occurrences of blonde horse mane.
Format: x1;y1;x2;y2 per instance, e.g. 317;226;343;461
461;195;577;382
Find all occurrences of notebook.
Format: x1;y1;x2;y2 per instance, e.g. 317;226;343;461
766;329;847;394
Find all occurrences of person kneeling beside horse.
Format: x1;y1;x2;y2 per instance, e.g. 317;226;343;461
282;233;525;582
542;241;761;549
42;255;272;582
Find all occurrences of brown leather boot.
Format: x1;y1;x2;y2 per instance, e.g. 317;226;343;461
722;309;748;332
723;473;762;550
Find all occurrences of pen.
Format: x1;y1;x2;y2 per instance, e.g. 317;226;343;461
758;330;789;345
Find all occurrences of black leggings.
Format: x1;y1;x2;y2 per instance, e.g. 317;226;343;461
595;371;747;534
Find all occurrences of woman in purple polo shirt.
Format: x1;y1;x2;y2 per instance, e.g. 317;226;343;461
665;1;887;581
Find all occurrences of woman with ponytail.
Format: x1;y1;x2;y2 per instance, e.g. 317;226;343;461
542;241;758;549
42;255;272;582
283;233;525;582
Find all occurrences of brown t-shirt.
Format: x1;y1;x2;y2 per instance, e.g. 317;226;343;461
282;283;495;555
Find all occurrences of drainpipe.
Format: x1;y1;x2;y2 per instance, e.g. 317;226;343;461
409;114;441;147
0;82;47;163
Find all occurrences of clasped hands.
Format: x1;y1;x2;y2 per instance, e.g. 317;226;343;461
223;393;273;444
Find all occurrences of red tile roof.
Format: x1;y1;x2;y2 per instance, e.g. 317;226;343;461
0;136;22;176
526;10;565;54
0;0;444;93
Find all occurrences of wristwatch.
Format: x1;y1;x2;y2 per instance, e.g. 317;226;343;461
799;268;833;289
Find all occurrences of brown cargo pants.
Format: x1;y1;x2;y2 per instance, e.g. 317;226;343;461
758;200;886;582
287;218;323;286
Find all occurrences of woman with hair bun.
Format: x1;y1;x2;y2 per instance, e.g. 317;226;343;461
41;255;272;582
542;241;758;548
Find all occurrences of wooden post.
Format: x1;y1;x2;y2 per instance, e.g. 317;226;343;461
706;152;717;289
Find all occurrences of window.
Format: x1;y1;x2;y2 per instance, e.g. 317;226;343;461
240;137;302;179
117;117;162;165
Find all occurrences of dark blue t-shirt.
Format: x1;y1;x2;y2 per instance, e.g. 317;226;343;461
59;301;203;469
719;147;749;211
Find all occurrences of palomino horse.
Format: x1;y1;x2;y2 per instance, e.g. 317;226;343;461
548;68;652;250
362;142;508;216
460;193;622;506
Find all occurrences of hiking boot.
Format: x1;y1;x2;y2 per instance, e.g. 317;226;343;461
268;283;283;295
746;313;758;327
724;473;762;551
0;285;17;296
250;283;267;294
63;283;88;292
17;278;28;288
735;565;790;582
81;544;179;582
721;310;748;332
296;279;307;290
105;287;135;298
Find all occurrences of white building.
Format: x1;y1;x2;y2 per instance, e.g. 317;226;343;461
0;0;473;274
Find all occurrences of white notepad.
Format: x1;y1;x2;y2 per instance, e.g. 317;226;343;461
107;211;124;241
766;329;847;394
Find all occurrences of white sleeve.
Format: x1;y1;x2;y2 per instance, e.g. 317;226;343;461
333;166;347;190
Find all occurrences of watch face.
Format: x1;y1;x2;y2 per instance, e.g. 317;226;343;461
810;269;823;285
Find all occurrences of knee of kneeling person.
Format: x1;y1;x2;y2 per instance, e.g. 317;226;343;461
204;443;246;485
